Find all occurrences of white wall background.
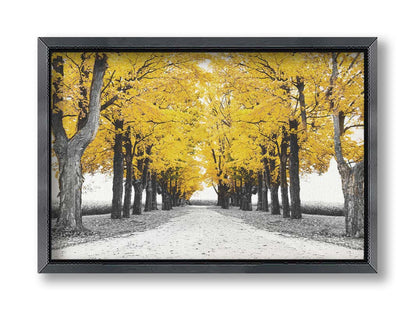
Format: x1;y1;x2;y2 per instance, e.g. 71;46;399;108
0;0;411;311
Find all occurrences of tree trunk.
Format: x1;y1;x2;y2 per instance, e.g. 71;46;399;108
330;53;364;237
296;77;307;131
51;54;108;231
56;153;83;230
222;195;230;209
167;194;172;210
259;146;270;212
247;192;253;211
289;118;302;219
174;189;180;207
257;171;263;211
151;172;158;210
231;193;236;207
161;180;172;211
237;179;242;207
55;152;66;223
123;127;132;218
240;181;247;211
218;181;229;208
132;181;143;215
270;183;280;215
111;119;124;219
162;186;168;210
261;171;269;211
280;127;290;218
345;162;365;237
132;145;151;215
217;190;223;207
231;179;240;207
162;187;172;210
240;195;247;210
231;180;237;207
161;188;167;210
218;181;230;209
333;110;364;237
174;189;179;207
240;180;252;211
144;172;152;212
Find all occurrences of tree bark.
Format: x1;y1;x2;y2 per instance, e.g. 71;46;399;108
231;179;241;207
174;192;180;207
144;172;153;212
261;171;269;211
217;181;229;209
240;180;253;211
132;145;151;215
55;152;66;223
216;188;223;207
280;126;290;218
161;187;172;210
296;77;307;131
333;110;364;237
161;176;172;211
239;180;247;211
75;54;90;132
259;146;270;212
256;171;263;211
132;181;143;215
334;110;364;237
222;194;230;209
239;193;246;210
218;181;229;209
330;53;364;237
345;162;365;237
122;126;132;218
161;187;167;210
236;179;242;207
270;183;280;215
111;119;124;219
151;172;158;210
246;191;253;211
289;119;302;219
57;154;83;230
52;54;108;231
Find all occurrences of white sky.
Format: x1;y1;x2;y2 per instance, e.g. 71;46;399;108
191;158;343;204
51;158;344;205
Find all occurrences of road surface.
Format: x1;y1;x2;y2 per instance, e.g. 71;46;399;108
52;206;363;260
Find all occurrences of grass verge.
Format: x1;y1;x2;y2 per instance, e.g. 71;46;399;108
209;206;363;250
51;205;188;250
190;200;344;216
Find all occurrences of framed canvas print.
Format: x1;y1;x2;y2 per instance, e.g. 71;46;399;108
38;37;377;273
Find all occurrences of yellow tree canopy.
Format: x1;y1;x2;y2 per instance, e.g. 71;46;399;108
52;51;364;199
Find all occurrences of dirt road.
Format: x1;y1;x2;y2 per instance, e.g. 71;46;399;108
52;206;363;260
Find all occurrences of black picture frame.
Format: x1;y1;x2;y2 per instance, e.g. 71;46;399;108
38;37;377;273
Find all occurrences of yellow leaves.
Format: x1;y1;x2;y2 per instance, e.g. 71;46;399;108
51;51;364;198
340;133;364;164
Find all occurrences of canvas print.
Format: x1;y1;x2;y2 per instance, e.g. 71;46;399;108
50;51;365;260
